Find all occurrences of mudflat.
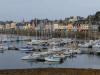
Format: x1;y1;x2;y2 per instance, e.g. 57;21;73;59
0;68;100;75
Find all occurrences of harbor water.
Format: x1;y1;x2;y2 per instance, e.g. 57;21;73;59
0;35;100;69
1;48;100;69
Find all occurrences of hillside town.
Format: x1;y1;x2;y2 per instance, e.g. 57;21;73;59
0;12;100;33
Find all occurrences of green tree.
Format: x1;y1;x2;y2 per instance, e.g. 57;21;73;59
94;11;100;21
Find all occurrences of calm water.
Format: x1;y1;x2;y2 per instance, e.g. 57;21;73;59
1;48;100;69
0;35;100;69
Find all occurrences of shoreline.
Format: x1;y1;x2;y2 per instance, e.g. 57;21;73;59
0;68;100;75
0;30;100;39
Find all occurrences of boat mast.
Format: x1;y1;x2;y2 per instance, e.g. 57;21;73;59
36;18;37;40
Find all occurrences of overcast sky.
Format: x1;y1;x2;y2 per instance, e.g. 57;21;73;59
0;0;100;21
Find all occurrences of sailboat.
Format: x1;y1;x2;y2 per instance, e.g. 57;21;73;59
0;32;7;52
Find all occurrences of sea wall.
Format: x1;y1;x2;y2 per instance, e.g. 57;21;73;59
0;30;99;39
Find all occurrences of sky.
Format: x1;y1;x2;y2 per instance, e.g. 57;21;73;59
0;0;100;21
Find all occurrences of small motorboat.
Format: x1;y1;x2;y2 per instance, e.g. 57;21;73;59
78;40;96;48
21;55;40;60
49;42;58;46
0;44;7;50
72;48;81;54
78;43;90;48
33;45;43;51
63;51;71;57
0;48;4;53
8;45;18;50
93;43;100;48
19;46;34;51
21;53;40;60
0;44;7;53
27;40;44;45
45;56;62;62
53;54;66;59
95;50;100;55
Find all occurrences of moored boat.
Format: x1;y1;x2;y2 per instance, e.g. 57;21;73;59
93;43;100;48
53;54;66;59
45;56;62;62
21;53;40;60
19;46;34;51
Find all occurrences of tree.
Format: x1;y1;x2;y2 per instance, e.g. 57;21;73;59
94;11;100;21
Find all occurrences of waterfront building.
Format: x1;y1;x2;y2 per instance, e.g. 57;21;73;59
53;24;67;31
39;23;45;31
0;25;4;30
34;26;40;30
73;26;77;32
53;24;59;31
45;25;52;30
57;25;65;31
5;24;11;30
64;25;67;31
81;24;89;32
10;23;16;29
25;23;31;30
16;23;26;30
68;16;84;23
77;24;82;31
91;24;99;32
67;24;73;31
31;24;35;30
